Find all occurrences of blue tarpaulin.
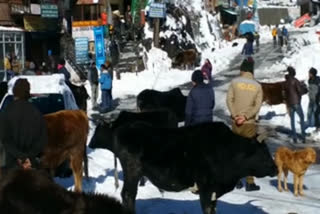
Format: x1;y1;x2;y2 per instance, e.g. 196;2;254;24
234;0;249;6
94;26;106;69
239;20;256;35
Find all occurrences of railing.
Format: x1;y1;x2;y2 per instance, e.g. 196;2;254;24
65;56;87;81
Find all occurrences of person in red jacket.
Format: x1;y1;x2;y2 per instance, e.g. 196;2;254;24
201;59;212;83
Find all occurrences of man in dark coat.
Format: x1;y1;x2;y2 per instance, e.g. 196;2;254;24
284;66;306;143
185;70;215;126
307;67;320;128
0;79;48;173
88;61;99;109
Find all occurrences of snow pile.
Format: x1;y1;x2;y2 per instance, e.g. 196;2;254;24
7;74;67;94
112;47;193;98
258;0;297;7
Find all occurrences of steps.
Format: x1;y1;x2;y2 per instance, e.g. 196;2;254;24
114;40;145;79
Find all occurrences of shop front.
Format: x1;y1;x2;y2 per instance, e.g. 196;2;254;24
0;28;25;74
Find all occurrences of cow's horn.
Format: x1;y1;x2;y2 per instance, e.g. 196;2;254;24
257;132;268;143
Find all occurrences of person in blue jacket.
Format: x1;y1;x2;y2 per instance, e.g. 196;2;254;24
185;70;215;126
99;64;112;113
242;33;254;57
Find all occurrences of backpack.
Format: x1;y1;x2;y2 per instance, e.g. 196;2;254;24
282;28;288;37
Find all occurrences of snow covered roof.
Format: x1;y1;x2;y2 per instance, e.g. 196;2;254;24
7;74;67;95
0;26;24;32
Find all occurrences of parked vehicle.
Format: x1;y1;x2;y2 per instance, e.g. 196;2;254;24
0;74;78;114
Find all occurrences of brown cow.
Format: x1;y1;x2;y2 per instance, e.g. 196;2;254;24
0;169;133;214
172;49;199;70
260;81;308;106
41;110;89;192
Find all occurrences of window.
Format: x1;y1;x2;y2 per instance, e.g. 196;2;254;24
84;5;91;20
0;94;65;114
73;6;82;21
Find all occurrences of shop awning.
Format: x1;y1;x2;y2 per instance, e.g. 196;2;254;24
76;0;102;4
222;9;238;16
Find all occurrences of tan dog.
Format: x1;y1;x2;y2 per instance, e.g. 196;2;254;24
275;147;316;196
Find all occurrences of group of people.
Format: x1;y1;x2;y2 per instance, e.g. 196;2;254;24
272;25;289;47
186;55;318;191
87;61;114;113
185;57;262;191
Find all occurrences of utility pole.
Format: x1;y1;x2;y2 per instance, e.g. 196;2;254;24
153;17;160;48
153;0;161;48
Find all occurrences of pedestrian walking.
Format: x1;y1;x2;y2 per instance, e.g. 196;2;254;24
283;66;306;143
226;57;263;191
282;26;289;46
201;59;213;83
185;70;215;126
242;33;254;57
254;32;260;49
99;64;112;113
277;25;283;47
272;26;278;47
88;61;99;109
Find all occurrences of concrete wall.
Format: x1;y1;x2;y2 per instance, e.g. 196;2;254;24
258;8;289;25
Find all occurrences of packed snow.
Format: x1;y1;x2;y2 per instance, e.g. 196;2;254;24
53;22;320;214
56;0;320;211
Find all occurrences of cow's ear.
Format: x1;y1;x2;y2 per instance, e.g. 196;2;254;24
256;132;268;143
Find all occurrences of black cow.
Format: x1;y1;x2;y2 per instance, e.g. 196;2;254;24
89;109;178;150
136;88;187;122
0;81;8;103
98;122;276;214
68;83;89;112
0;169;132;214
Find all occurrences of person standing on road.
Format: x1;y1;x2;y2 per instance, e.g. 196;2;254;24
99;64;112;113
88;61;99;109
105;61;114;100
282;26;289;46
283;66;306;143
227;57;263;191
0;79;48;174
307;68;320;128
185;70;215;126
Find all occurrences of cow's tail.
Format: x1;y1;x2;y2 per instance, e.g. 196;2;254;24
114;154;119;190
113;132;120;190
84;143;89;179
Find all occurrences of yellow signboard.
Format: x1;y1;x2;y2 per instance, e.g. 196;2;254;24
72;20;101;27
23;15;58;32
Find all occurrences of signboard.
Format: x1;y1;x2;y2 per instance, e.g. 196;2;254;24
30;4;41;15
149;3;166;18
24;15;58;32
72;20;101;27
72;26;95;41
94;26;106;69
41;4;58;18
11;4;31;14
294;13;311;28
75;37;89;64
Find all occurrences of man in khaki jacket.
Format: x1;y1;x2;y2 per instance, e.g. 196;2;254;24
226;57;263;191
